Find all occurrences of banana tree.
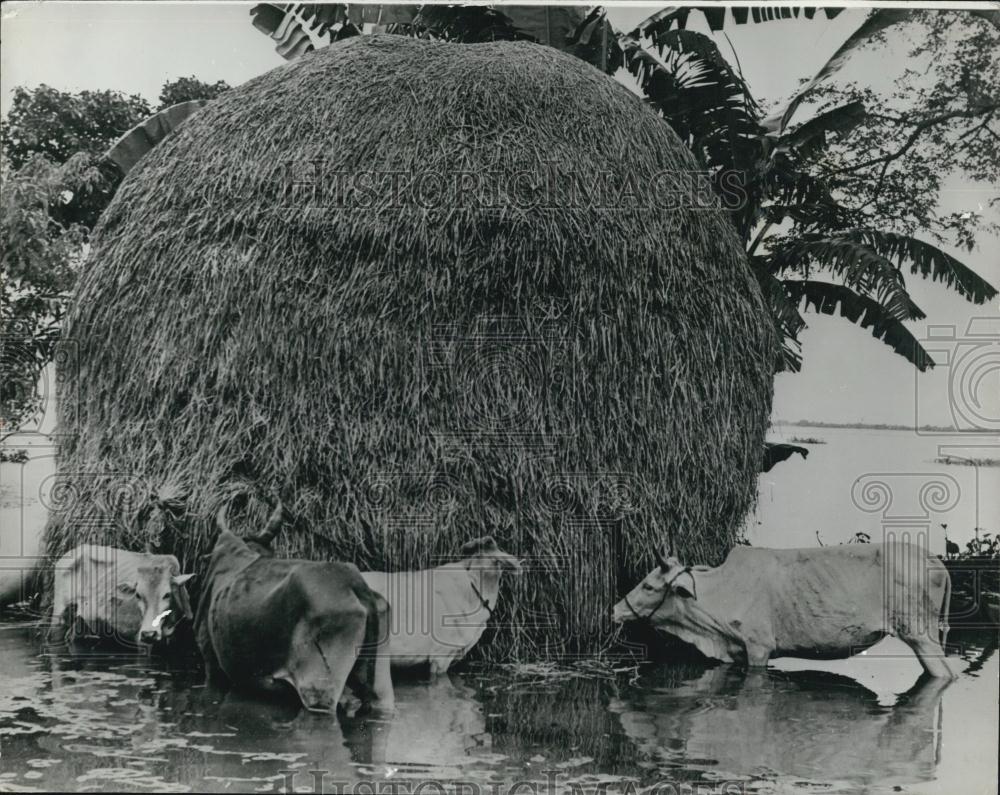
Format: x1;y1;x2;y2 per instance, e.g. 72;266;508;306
609;5;997;372
249;3;620;69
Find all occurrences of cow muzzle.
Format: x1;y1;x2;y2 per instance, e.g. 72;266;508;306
139;630;161;645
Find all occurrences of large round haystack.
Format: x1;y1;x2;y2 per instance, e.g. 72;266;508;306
48;35;776;658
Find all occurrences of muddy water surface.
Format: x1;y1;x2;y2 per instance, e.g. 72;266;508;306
0;620;996;794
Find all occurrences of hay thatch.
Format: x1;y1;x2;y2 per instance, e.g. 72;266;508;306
47;34;776;659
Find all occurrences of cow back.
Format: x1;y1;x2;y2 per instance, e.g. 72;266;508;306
713;543;944;655
198;533;372;683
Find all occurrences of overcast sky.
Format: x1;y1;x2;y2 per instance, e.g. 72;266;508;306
2;2;997;428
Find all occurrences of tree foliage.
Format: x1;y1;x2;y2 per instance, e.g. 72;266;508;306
805;11;1000;248
158;76;231;110
1;153;109;432
1;79;225;433
612;6;998;371
0;85;151;170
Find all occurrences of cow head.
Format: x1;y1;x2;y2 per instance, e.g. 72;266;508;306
460;536;522;577
121;557;196;645
612;546;696;625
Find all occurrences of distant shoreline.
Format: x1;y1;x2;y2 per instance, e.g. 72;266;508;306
775;419;961;432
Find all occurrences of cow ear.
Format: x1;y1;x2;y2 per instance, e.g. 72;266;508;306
672;571;697;600
172;583;194;620
501;555;523;574
460;536;497;556
172;573;196;587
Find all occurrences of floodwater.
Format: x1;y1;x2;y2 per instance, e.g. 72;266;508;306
753;424;1000;554
2;424;999;793
0;620;997;794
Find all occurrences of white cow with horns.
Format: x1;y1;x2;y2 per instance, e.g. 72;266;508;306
613;540;954;678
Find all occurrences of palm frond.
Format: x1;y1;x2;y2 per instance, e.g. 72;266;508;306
769;236;925;321
762;9;911;134
752;262;806;373
758;152;855;229
777;100;867;158
783;280;933;370
628;6;843;40
620;28;762;173
840;230;999;304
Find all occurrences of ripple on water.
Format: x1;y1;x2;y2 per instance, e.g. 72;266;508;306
0;621;997;794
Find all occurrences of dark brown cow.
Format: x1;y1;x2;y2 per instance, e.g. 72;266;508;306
195;504;393;713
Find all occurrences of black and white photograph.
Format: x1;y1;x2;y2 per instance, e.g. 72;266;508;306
1;2;998;793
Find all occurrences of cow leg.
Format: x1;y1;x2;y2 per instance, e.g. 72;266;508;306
47;605;68;644
201;644;229;687
285;614;368;712
370;598;394;709
744;642;772;669
904;635;955;679
428;657;451;676
195;614;228;687
345;592;394;710
48;573;72;643
939;574;952;653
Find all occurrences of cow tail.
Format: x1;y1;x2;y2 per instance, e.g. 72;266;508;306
939;567;952;651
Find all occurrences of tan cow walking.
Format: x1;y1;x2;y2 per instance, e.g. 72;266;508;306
613;542;954;678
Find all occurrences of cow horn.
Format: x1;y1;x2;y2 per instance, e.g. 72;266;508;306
653;546;670;572
215;503;230;533
259;498;293;545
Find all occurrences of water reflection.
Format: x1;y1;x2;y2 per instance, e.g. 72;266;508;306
1;621;996;794
609;665;948;791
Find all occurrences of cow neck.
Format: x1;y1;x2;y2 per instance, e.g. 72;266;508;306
470;580;493;616
464;561;500;615
210;532;264;576
656;566;744;660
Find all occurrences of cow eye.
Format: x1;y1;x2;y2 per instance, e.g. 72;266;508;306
642;582;655;591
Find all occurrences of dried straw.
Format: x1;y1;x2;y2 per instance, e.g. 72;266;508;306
47;35;776;659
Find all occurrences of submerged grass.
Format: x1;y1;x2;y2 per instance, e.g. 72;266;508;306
46;35;776;659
